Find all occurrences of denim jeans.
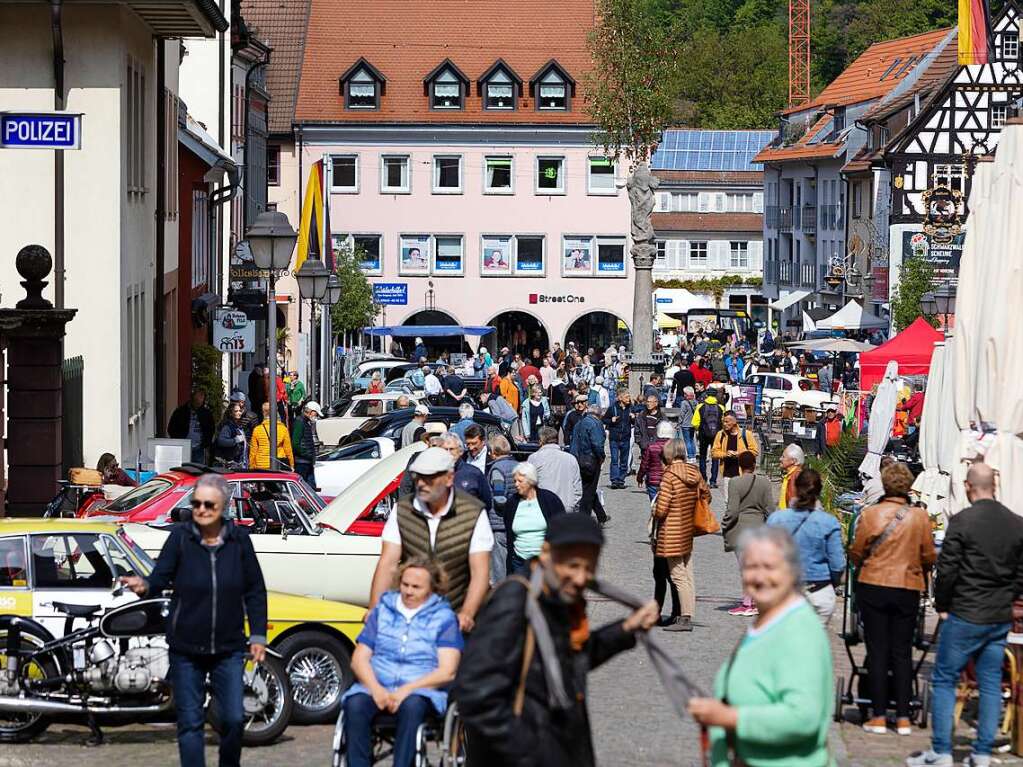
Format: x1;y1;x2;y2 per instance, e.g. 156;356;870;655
490;531;507;584
646;484;659;501
344;692;432;767
697;438;718;484
169;650;245;767
295;460;316;486
930;613;1011;756
508;551;529;577
609;439;630;485
680;427;696;463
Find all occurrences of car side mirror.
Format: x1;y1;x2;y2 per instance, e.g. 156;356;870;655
170;506;192;523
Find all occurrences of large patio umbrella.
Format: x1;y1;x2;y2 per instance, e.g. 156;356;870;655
913;341;948;514
859;360;900;480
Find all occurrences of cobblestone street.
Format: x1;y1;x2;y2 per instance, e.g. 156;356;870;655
4;473;1021;766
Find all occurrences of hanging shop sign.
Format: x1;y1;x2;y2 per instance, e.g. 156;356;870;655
902;230;964;278
213;308;256;353
373;283;408;305
920;185;964;244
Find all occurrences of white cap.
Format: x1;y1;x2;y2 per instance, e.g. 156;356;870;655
414;404;430;416
408;446;455;475
415;336;424;344
479;346;488;354
304;401;324;416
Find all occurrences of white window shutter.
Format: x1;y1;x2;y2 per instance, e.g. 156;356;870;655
656;192;669;212
698;192;711;212
715;193;726;212
750;241;763;269
754;192;764;213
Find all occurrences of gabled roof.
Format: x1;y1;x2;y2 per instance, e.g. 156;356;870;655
340;58;387;87
754;113;846;163
240;0;312;135
861;29;958;122
782;27;953;116
422;58;470;91
295;0;594;124
528;59;577;95
476;59;523;95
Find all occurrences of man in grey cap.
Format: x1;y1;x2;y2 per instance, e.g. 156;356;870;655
454;513;658;767
369;446;493;632
401;403;430;447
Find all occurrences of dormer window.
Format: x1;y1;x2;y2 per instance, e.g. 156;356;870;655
424;60;469;110
529;60;575;112
478;60;522;111
339;58;386;110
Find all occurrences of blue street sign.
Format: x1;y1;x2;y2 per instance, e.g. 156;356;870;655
0;112;82;150
655;297;672;304
373;283;408;305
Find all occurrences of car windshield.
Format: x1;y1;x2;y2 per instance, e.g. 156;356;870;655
105;478;174;512
116;528;156;575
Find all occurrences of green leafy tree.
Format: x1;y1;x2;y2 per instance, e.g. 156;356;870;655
890;254;938;332
329;244;378;338
191;343;225;422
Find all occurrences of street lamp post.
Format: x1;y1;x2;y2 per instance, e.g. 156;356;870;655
321;273;342;402
245;211;298;470
295;258;331;399
921;280;957;332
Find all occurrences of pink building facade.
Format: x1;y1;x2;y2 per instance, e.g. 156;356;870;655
301;124;634;352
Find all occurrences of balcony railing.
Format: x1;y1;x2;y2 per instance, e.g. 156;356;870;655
778;206;794;232
801;204;817;235
779;260;792;285
800;263;818;288
765;206;779;229
819;204;842;230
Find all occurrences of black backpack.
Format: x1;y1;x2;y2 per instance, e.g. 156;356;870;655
699;404;722;441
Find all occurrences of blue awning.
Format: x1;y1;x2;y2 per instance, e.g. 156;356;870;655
363;325;496;337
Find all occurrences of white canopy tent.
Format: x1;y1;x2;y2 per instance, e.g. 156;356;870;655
769;289;812;311
859;360;900;480
816;300;889;331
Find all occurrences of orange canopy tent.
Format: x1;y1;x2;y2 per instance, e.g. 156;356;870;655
859;317;943;391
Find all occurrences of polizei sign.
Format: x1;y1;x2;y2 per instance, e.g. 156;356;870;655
0;112;82;150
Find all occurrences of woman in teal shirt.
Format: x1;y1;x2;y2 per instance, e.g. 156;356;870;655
502;462;565;576
689;525;834;767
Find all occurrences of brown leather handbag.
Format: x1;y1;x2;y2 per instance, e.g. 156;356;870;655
693;493;720;536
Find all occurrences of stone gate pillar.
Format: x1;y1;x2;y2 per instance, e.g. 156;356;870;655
0;245;77;517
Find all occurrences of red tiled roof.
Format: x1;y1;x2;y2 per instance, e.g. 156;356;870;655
652;212;763;233
295;0;595;124
653;170;763;184
240;0;312;135
862;29;958;122
782;27;953;116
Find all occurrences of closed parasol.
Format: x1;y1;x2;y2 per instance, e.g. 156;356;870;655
859;360;900;480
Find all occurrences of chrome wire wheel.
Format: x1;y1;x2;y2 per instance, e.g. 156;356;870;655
243;659;287;734
0;632;54;742
287;647;344;713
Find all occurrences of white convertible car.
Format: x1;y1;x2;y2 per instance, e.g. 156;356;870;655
315;437;395;498
316;393;421;446
124;443;424;607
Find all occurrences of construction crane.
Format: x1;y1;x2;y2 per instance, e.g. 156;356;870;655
789;0;811;107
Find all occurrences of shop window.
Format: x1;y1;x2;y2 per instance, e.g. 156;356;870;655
481;235;513;275
536;157;565;194
515;236;545;274
433;236;464;275
355;235;382;274
433;156;462;193
381;155;410;193
596;237;626;275
587;157;616;194
562;236;593;275
485;156;513;193
399;234;431;275
331;155;358;192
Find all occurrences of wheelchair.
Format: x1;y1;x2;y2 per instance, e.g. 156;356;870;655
331;700;466;767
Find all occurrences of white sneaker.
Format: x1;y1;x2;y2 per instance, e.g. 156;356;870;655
963;754;991;767
905;751;953;767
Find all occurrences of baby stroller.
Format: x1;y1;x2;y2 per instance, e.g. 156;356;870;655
834;516;936;726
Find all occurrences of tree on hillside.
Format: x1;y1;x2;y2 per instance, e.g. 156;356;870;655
587;0;683;382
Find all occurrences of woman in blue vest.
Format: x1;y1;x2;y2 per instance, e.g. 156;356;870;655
341;557;463;767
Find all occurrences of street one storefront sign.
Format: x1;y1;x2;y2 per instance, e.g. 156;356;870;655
902;230;964;278
529;294;586;304
0;112;82;149
373;283;408;305
213;309;256;353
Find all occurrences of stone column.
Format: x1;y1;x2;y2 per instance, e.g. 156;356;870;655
627;162;659;395
0;246;77;517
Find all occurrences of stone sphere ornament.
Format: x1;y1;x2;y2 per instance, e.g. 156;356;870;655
16;244;53;309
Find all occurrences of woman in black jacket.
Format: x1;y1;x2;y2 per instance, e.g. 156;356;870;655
213;402;247;466
502;462;565;576
121;473;267;767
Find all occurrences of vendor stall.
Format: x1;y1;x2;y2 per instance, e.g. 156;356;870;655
859;317;943;391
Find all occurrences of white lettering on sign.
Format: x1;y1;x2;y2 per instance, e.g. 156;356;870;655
0;113;81;150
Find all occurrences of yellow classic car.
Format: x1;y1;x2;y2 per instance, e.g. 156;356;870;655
0;519;363;726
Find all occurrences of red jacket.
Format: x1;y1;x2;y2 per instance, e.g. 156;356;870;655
898;392;925;425
690;364;713;387
637;439;668;488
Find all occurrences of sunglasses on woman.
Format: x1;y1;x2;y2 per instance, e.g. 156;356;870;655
190;499;218;510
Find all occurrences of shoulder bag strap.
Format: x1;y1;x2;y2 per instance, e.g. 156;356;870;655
864;505;910;561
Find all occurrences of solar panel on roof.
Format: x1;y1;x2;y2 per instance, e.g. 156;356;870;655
650;130;774;172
